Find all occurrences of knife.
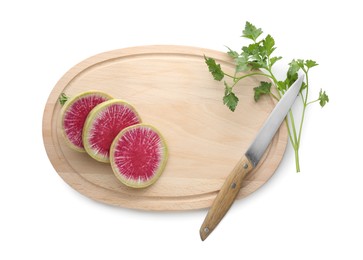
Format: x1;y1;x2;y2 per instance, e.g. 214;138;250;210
200;75;304;241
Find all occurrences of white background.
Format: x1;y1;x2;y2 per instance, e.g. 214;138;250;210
1;0;362;259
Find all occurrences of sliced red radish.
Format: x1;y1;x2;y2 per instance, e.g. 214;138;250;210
110;124;168;188
60;91;112;152
83;99;141;163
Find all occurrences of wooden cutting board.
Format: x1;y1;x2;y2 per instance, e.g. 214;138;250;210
42;45;288;211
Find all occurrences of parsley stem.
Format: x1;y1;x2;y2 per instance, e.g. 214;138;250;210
294;148;300;172
285;118;295;147
225;72;274;91
285;116;301;172
297;105;306;147
266;68;282;98
288;110;298;145
223;73;235;78
269;92;279;101
268;70;279;86
306;99;319;105
296;71;309;149
225;72;274;82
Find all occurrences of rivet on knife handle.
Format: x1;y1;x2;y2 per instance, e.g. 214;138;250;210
199;155;253;241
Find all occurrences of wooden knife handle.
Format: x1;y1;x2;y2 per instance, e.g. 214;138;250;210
200;155;254;241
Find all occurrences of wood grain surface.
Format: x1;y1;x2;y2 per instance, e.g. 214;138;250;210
42;45;288;211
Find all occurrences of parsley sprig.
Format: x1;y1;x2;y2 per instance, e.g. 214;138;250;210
205;22;329;172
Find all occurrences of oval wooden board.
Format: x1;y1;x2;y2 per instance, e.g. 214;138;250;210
42;45;287;211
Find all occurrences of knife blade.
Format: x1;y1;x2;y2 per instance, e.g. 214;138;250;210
200;75;304;241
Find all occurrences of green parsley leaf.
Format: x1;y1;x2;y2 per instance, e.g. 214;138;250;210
277;81;287;92
225;46;239;59
253;81;272;101
305;60;318;69
250;60;266;70
263;34;276;56
286;60;300;87
296;59;305;69
242;22;263;42
270;56;282;66
242;37;276;70
235;54;249;72
204;56;224;81
300;82;307;92
242;42;260;56
288;60;300;77
223;81;239;111
318;89;329;107
58;93;68;105
223;92;239;111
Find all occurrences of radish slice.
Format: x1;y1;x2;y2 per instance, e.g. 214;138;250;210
83;99;141;163
110;124;168;188
60;91;112;152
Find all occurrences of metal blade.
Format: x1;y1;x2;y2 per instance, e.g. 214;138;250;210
245;75;304;167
